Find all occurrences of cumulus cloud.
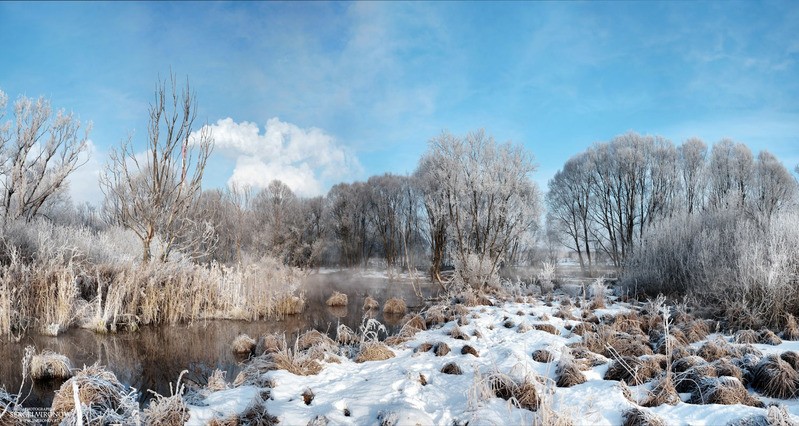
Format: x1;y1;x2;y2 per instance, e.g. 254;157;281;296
197;117;362;197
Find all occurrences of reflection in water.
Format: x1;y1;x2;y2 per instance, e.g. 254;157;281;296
0;272;437;409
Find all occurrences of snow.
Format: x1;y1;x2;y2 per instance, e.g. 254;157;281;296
187;298;799;425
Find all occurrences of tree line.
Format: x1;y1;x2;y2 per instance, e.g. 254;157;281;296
0;78;542;290
546;133;798;271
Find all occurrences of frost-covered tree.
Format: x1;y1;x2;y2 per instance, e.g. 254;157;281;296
324;182;372;266
749;151;797;224
414;154;449;280
678;138;707;214
546;153;594;271
419;129;540;288
0;89;90;226
100;75;214;263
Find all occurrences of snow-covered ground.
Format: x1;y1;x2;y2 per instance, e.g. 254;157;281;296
187;297;799;425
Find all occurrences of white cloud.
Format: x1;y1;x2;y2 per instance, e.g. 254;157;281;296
198;117;362;197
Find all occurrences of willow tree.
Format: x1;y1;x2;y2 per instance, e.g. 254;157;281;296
101;75;213;263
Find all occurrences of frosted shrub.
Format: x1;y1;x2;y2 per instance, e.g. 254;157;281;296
453;252;500;290
623;210;799;328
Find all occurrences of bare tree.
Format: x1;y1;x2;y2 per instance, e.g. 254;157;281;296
100;75;213;263
0;90;90;226
749;150;797;224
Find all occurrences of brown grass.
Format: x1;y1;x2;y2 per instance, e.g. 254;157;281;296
383;298;407;314
461;345;479;357
487;374;539;412
752;354;799;399
336;324;358;345
604;356;660;385
783;314;799;340
49;364;130;425
298;329;336;351
642;374;680;407
622;407;666;426
363;296;379;311
275;294;305;315
144;391;190;425
415;342;433;353
712;358;744;382
517;322;533;333
697;338;738;362
759;329;782;345
781;351;799;371
30;350;73;381
231;334;256;354
675;320;710;343
326;291;348;307
671;355;706;374
675;364;717;393
441;362;462;375
555;357;586;388
734;329;761;345
356;342;395;363
449;325;469;340
302;388;315;405
534;323;560;336
688;376;763;407
532;349;554;363
206;369;228;392
403;314;427;332
434;342;451;357
256;333;285;356
425;306;447;327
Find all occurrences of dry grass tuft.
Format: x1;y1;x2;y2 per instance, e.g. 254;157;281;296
425;305;447;327
697;338;738;362
569;346;610;367
415;342;433;353
582;326;653;358
449;325;469;341
503;319;516;328
554;306;576;320
256;333;285;356
759;329;782;345
734;331;759;346
298;329;336;351
517;322;533;333
363;296;380;311
671;355;706;373
534;323;560;336
532;349;554;363
49;364;131;425
487;374;540;412
622;407;666;426
688;376;763;407
403;314;427;332
781;351;799;371
336;324;358;345
275;294;306;316
712;358;744;382
383;298;407;315
0;388;33;426
752;354;799;399
30;350;73;381
326;291;348;307
728;405;796;426
642;374;680;407
570;322;595;336
441;362;462;375
434;342;451;357
555;357;586;388
675;320;710;343
783;314;799;341
302;388;315;405
356;342;395;363
675;364;717;393
231;334;257;354
238;394;279;426
604;356;660;385
206;369;228;392
144;388;190;425
461;345;479;357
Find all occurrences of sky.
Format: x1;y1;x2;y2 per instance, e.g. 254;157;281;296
1;1;798;204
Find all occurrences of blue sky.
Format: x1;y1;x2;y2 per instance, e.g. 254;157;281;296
1;1;797;203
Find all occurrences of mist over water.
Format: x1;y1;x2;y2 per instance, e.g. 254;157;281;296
0;271;438;409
